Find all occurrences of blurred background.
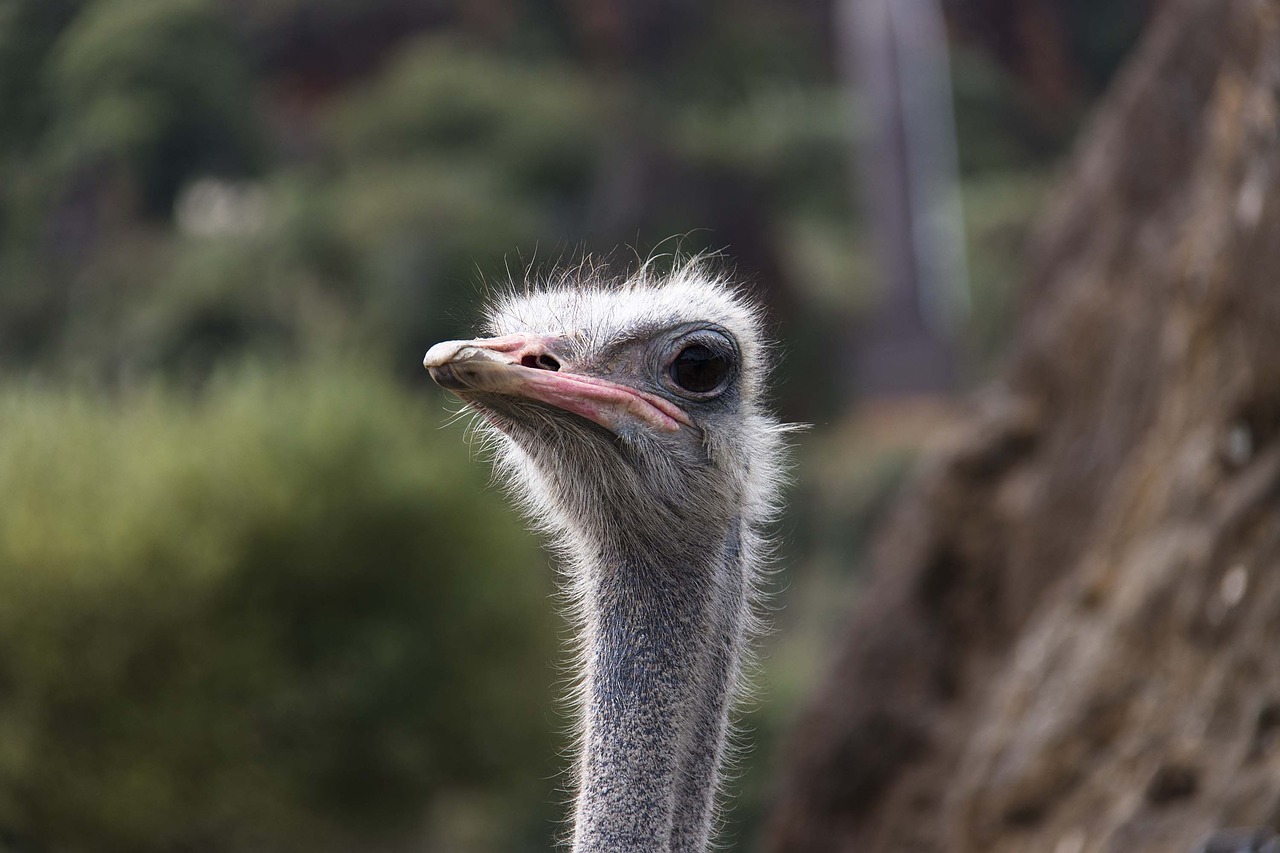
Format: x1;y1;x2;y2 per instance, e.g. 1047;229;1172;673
0;1;1156;850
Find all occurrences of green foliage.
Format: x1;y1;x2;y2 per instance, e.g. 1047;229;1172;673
83;39;612;380
0;0;83;155
47;0;263;215
1060;0;1152;95
674;86;856;216
332;39;603;201
0;364;559;851
647;1;829;104
960;171;1051;370
324;160;546;355
950;48;1059;175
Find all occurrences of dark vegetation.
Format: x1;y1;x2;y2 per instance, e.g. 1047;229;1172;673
0;367;558;851
0;0;1148;849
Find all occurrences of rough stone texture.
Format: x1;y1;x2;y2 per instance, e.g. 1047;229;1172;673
763;0;1280;850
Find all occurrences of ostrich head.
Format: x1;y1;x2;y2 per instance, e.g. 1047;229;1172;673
425;263;786;852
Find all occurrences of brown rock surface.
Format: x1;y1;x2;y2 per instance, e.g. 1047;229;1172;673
764;0;1280;850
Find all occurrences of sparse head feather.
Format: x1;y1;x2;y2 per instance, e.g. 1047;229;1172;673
483;262;774;405
454;261;788;559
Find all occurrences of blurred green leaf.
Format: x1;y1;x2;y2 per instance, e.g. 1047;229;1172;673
47;0;263;215
0;363;559;851
331;38;603;201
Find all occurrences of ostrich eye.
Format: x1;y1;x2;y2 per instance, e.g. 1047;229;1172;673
670;343;729;393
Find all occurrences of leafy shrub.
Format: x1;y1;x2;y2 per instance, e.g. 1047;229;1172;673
0;364;559;852
330;39;603;202
47;0;263;215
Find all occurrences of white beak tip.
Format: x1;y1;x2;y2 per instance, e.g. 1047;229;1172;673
424;339;514;370
423;340;467;369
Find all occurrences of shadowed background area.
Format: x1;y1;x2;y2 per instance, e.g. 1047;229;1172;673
0;1;1156;850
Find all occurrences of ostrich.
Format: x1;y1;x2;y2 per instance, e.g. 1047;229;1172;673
423;264;787;852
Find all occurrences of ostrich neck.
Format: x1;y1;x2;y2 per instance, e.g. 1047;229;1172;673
571;518;746;853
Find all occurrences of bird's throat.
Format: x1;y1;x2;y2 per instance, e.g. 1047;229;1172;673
572;519;745;853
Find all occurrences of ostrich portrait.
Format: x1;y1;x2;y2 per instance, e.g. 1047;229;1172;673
423;264;787;851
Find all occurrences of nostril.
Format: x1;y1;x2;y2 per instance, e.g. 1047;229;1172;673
521;353;560;371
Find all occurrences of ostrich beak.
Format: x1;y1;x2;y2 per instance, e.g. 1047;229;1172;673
424;334;690;434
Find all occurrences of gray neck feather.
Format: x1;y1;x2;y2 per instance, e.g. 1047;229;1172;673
571;518;745;853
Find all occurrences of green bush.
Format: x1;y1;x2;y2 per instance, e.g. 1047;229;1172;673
0;364;559;852
47;0;263;216
331;39;603;201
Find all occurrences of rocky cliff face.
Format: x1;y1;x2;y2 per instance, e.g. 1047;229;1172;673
764;1;1280;850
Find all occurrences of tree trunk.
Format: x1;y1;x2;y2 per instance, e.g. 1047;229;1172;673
764;0;1280;850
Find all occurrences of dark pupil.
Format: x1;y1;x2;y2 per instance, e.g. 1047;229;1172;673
671;344;727;393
